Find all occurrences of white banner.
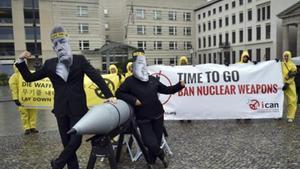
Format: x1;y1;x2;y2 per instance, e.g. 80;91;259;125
147;61;284;120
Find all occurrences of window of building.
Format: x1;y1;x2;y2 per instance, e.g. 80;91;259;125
203;12;206;18
154;58;163;65
266;24;271;39
232;31;236;44
257;3;270;21
213;20;216;29
262;7;265;20
225;16;229;26
232;51;236;63
219;18;222;28
79;40;89;50
219;6;222;13
208;10;211;16
169;41;177;50
105;23;109;30
248;9;252;21
225;32;229;43
0;43;14;56
0;1;12;23
208;21;211;30
248;49;252;60
198;14;201;20
203;54;207;63
232;14;236;25
213;8;216;14
154;41;162;50
239;29;243;43
219;34;222;44
265;48;270;60
26;42;42;55
138;41;146;50
208;53;212;63
256;26;261;40
169;11;176;21
203;37;206;48
239;12;243;23
25;26;40;40
213;35;216;46
208;36;211;47
239;0;243;6
231;1;236;8
184;41;192;50
203;23;206;32
153;26;162;35
248;0;252;3
183;12;191;21
256;48;261;62
239;50;243;59
267;5;270;19
199;54;202;64
213;53;217;63
0;26;13;39
170;58;176;65
198;24;201;33
104;9;108;17
257;8;261;21
79;23;89;33
169;26;177;35
78;6;88;16
198;38;201;49
24;0;39;9
248;27;252;41
136;9;145;19
24;6;39;24
137;25;146;35
184;27;191;36
105;35;110;42
225;4;229;10
153;10;161;20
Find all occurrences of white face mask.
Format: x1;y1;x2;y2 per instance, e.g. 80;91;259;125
52;38;73;67
133;56;149;82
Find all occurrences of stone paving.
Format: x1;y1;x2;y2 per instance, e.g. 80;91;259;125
1;118;300;169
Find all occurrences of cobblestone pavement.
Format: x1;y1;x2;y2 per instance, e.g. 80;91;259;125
1;118;300;169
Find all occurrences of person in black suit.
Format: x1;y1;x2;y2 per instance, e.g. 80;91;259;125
116;49;185;169
15;26;116;169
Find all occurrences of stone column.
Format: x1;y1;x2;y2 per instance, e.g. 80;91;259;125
282;25;289;52
297;23;300;56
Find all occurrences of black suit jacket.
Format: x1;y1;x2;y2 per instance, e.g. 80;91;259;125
16;55;113;117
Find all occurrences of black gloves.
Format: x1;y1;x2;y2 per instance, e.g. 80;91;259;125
14;100;21;106
275;58;280;62
288;71;297;78
282;83;289;91
253;61;258;65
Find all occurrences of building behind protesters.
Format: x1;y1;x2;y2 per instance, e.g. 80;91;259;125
281;51;297;123
9;65;39;135
116;49;185;169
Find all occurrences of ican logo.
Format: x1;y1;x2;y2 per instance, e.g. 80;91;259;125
248;99;279;111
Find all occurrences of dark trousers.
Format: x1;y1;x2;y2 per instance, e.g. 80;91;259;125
137;116;164;164
55;115;82;169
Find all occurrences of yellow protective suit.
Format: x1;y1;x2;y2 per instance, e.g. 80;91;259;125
109;64;124;87
8;66;37;131
281;51;297;120
179;56;188;65
125;62;133;78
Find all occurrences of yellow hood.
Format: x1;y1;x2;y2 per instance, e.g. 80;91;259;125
240;50;249;63
126;62;132;73
282;51;292;63
179;56;188;65
109;64;118;74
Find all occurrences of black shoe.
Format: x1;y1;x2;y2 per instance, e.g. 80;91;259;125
180;120;184;123
51;159;60;169
187;120;192;123
30;128;39;133
159;153;169;168
24;129;30;135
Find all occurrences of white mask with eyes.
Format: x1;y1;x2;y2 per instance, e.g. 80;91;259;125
133;55;149;82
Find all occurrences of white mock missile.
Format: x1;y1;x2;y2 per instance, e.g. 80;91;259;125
68;99;133;135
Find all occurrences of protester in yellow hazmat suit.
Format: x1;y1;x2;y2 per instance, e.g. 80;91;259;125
125;62;133;78
178;56;191;123
8;65;39;135
281;51;297;122
109;64;124;87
